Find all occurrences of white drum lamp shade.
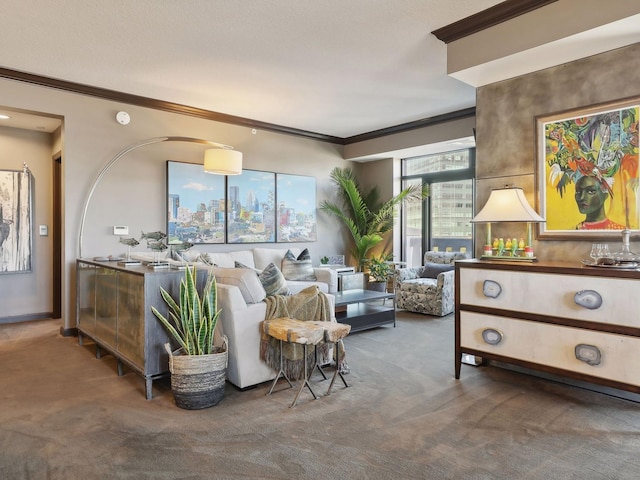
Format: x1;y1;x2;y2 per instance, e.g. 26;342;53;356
204;148;243;175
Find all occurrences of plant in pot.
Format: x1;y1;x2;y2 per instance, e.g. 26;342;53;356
365;253;393;292
151;265;227;410
320;167;428;271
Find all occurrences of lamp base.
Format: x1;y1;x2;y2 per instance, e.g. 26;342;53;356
480;255;538;262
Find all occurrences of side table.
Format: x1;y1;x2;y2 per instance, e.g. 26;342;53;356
263;317;325;407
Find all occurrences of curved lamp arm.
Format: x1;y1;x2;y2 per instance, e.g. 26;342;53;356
77;136;233;258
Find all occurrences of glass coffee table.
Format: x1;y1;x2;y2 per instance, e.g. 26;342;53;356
333;289;395;332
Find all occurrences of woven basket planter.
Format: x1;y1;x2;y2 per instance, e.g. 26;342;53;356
165;336;228;410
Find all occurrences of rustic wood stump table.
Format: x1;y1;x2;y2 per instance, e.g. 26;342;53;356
307;321;351;394
262;317;325;407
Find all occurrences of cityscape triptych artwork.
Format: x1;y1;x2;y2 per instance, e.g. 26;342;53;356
166;161;317;244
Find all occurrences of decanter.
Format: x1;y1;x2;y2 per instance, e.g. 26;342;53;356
612;229;640;264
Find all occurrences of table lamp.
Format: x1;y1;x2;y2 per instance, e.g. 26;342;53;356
471;186;545;261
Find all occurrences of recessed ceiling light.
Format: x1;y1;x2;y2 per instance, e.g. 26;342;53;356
0;114;10;120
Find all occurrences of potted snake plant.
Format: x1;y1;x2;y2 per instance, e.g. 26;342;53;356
151;265;227;409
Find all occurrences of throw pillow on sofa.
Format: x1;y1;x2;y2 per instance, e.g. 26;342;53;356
234;260;261;273
210;267;266;304
281;248;316;281
259;263;290;296
420;262;455;278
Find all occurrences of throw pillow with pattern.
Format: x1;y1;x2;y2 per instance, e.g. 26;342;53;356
281;248;316;281
235;260;261;273
259;262;290;296
198;252;214;265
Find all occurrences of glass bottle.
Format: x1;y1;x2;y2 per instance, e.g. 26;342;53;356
612;229;639;264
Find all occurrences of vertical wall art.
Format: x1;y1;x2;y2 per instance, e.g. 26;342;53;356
537;97;640;238
227;169;276;243
0;167;32;273
166;161;226;244
276;173;317;242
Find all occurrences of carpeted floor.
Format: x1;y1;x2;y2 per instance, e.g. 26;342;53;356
2;312;640;480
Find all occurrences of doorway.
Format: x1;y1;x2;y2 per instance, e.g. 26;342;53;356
52;151;62;320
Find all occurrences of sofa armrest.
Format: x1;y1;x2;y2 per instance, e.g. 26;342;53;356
437;269;455;290
216;283;250;313
214;283;273;389
313;267;338;294
395;266;421;284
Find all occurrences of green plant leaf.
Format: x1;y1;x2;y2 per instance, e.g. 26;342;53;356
320;167;428;270
151;265;219;356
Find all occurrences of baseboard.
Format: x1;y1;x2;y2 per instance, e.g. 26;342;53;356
0;312;54;324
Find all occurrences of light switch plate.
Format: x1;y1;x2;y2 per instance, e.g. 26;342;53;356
39;225;48;236
113;226;129;235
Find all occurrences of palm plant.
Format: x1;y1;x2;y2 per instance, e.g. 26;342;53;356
151;265;220;355
320;167;428;271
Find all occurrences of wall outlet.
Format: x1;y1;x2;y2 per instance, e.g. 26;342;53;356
113;226;129;235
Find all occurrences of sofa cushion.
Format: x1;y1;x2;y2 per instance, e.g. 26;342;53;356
210;267;266;304
253;247;299;271
258;263;290;296
420;262;454;278
228;250;256;269
288;280;329;295
281;248;316;281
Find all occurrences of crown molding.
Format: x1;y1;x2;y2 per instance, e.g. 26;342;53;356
343;107;476;145
431;0;558;44
0;67;477;146
0;67;343;144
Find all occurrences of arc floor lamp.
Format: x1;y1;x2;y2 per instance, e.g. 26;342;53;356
77;136;242;258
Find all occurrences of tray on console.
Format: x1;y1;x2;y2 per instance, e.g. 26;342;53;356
580;259;638;269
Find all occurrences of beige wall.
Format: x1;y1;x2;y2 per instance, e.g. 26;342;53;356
476;43;640;260
0;126;54;319
0;79;354;328
353;158;397;261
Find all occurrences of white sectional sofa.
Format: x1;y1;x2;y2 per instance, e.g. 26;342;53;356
132;247;338;389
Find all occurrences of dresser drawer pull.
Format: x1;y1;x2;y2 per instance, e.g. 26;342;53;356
575;344;601;366
573;290;603;310
482;280;502;298
482;328;503;345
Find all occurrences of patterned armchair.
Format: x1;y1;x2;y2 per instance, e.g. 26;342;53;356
394;251;468;316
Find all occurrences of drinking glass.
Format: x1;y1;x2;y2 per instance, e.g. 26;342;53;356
600;243;610;259
590;243;601;264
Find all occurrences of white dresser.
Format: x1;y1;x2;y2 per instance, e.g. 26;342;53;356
455;259;640;395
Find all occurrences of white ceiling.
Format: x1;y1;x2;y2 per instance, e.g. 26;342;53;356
0;0;504;138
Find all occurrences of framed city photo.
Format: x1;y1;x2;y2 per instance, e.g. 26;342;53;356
227;169;276;243
536;97;640;239
276;173;317;242
166;161;226;244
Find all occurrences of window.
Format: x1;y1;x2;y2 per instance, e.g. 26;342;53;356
401;149;475;267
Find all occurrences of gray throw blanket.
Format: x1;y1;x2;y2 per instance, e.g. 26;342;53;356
260;285;348;380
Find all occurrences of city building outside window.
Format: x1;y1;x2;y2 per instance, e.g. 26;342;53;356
401;149;475;266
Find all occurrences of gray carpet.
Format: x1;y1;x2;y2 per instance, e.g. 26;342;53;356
2;312;640;480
